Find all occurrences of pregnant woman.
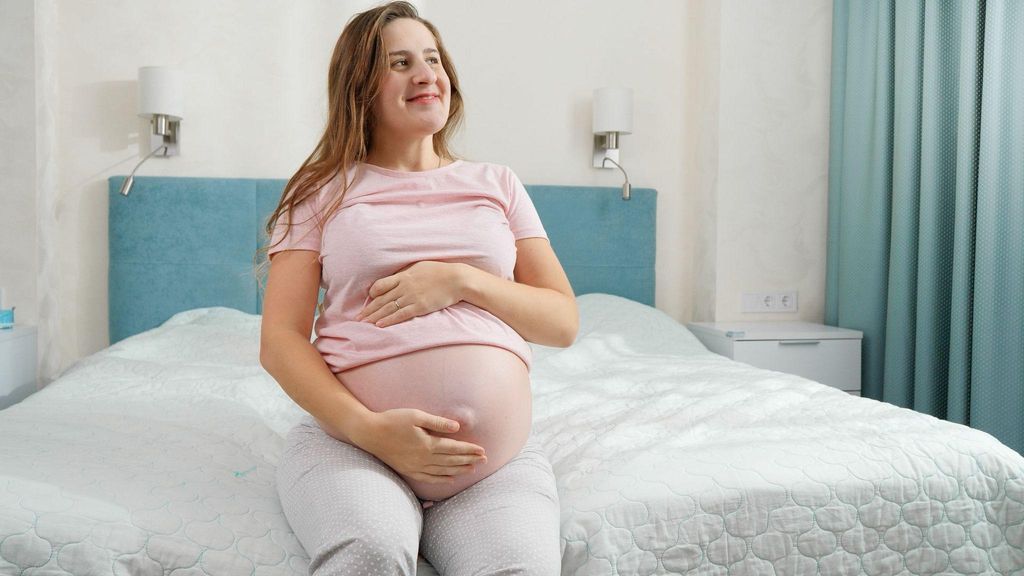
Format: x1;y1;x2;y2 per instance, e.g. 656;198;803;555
259;2;577;574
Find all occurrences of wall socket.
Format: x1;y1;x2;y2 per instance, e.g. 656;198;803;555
741;291;798;313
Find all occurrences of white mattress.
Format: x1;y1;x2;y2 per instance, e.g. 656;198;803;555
1;294;1022;575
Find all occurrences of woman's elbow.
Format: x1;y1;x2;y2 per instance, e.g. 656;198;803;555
555;301;579;347
259;342;275;372
556;326;578;348
259;331;282;372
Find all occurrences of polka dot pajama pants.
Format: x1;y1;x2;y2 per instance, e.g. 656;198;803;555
277;417;561;575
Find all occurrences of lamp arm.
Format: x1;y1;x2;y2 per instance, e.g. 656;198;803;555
119;145;168;196
601;156;632;201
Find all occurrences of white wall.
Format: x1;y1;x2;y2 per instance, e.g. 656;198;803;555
715;1;833;321
13;0;833;379
0;0;37;326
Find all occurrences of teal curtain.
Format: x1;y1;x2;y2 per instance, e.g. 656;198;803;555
827;0;1024;453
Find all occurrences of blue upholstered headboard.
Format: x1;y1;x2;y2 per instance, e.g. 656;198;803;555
108;176;656;343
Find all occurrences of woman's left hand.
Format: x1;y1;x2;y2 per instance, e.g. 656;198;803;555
357;261;468;327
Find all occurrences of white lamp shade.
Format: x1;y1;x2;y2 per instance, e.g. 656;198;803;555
593;87;632;134
138;66;183;120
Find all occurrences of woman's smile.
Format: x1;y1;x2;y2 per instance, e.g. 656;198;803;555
408;94;439;104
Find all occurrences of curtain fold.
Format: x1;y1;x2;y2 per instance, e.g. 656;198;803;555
826;1;894;403
828;0;1023;453
971;0;1024;453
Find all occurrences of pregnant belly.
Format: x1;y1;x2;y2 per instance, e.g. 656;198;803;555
336;344;532;501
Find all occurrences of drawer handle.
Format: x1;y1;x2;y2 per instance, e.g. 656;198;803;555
779;340;820;345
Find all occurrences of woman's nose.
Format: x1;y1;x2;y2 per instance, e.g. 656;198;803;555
412;59;437;84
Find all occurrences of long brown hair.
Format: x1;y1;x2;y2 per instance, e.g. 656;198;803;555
259;1;464;267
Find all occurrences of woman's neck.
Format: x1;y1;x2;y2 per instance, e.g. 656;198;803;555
364;137;445;172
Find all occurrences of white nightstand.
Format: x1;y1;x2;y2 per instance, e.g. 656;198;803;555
0;325;38;409
687;321;863;395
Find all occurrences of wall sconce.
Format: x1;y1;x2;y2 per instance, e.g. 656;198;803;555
119;66;183;196
592;86;633;200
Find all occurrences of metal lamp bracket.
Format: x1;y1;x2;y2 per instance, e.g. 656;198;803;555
593;134;619;168
149;114;180;157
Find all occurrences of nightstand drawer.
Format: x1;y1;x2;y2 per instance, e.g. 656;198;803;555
0;325;38;409
733;338;860;392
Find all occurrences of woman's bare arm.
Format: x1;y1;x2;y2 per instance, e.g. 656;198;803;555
459;238;577;347
260;250;486;483
359;238;578;347
260;250;372;438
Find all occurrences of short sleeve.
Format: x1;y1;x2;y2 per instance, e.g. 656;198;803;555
506;169;548;241
268;195;322;258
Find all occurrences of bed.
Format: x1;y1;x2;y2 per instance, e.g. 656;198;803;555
0;176;1021;575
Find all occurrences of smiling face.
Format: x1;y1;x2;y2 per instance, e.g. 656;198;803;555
371;18;452;143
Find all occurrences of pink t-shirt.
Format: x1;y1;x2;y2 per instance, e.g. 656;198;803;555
268;159;548;373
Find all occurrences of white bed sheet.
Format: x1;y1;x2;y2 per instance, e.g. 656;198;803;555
0;294;1021;575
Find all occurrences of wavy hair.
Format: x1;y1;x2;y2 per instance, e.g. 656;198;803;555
258;1;464;274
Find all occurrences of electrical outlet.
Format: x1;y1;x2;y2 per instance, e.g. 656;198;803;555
742;291;798;313
741;292;774;312
776;291;798;312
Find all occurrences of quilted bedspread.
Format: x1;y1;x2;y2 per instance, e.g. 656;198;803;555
0;310;309;575
0;294;1022;575
534;296;1024;575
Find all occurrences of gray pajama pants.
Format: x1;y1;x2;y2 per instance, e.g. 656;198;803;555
277;416;561;575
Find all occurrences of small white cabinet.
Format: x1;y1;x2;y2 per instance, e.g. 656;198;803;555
0;325;38;409
687;321;863;395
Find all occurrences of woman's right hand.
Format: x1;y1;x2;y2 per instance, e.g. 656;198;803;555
348;408;488;484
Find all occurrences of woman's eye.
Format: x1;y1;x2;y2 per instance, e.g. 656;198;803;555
391;57;440;68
